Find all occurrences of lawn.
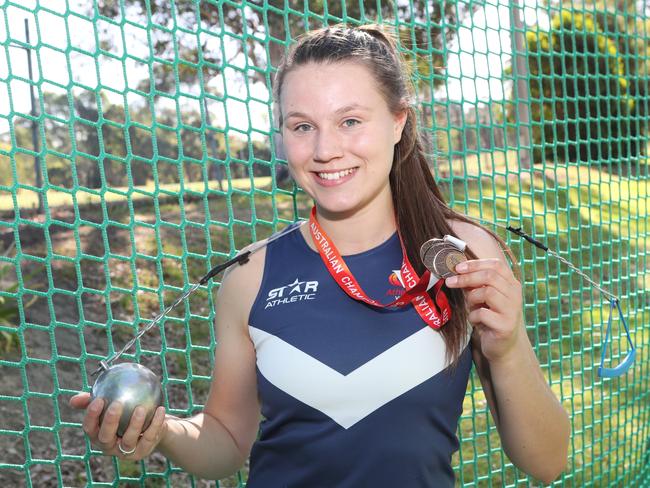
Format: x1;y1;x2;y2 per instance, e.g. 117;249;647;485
0;176;274;213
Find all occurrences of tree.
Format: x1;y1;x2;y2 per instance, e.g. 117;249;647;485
521;9;645;164
14;90;224;190
590;2;650;145
89;1;485;186
95;1;481;89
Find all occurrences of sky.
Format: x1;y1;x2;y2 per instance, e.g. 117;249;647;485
444;0;549;103
1;0;549;138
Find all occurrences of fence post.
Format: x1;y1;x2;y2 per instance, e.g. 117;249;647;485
11;19;44;212
510;0;533;169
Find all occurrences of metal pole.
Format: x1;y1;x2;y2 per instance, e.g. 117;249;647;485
24;19;43;212
203;97;224;192
510;0;532;169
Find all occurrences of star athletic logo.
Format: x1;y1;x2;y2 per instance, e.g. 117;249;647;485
265;278;319;309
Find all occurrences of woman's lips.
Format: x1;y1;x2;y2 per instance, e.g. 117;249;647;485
312;168;358;186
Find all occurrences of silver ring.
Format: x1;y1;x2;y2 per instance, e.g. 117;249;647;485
117;440;137;456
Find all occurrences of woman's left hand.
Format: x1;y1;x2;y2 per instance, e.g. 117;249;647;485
444;257;524;363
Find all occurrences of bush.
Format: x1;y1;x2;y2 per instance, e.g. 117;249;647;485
523;10;645;164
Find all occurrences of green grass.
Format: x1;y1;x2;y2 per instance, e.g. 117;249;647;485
1;176;274;212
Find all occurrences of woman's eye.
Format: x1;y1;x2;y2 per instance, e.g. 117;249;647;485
294;123;312;132
343;119;360;128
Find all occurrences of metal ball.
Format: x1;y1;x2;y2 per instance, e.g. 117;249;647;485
91;362;163;437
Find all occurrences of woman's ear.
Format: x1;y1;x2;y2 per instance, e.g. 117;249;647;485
393;109;408;144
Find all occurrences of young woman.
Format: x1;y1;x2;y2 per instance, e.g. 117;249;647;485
71;24;570;486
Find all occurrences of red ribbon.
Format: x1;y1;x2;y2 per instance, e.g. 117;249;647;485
308;207;451;329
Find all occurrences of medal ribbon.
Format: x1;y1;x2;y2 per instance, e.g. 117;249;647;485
308;207;451;329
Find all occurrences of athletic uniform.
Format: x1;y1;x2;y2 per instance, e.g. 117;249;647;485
246;227;472;487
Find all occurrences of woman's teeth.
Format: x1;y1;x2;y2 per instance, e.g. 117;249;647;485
318;169;354;180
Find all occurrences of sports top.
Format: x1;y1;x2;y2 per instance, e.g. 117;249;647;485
246;226;472;487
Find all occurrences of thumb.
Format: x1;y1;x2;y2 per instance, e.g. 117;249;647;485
69;392;92;409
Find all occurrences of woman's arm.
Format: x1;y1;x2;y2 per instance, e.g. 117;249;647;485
449;221;570;484
155;256;262;478
70;247;265;480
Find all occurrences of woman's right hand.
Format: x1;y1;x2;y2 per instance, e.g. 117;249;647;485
69;392;167;461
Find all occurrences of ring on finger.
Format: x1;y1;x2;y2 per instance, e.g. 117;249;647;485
118;440;136;456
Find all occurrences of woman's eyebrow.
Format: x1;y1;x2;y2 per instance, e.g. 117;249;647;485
284;104;371;120
334;103;371;115
284;111;309;120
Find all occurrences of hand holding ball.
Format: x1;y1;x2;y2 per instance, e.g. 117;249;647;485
91;363;163;437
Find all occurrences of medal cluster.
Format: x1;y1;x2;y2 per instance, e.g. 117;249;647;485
420;235;468;279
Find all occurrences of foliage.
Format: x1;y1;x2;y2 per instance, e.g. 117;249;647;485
4;91;270;189
94;0;481;90
520;9;647;164
4;1;484;191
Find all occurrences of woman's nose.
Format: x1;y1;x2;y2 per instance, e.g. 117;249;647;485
313;127;343;162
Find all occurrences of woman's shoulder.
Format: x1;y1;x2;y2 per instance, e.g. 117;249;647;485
214;240;269;327
447;218;504;260
220;234;272;286
216;224;304;323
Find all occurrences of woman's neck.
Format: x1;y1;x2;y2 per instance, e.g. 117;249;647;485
305;203;397;256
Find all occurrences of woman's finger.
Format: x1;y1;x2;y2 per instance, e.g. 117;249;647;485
466;285;513;313
468;307;504;331
455;258;514;281
97;401;122;446
82;398;104;438
118;406;147;456
69;392;92;409
137;406;167;454
445;266;512;293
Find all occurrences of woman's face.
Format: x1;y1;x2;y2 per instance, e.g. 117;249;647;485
280;61;407;220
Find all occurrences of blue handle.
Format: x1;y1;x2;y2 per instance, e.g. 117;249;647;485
598;299;636;379
598;348;636;378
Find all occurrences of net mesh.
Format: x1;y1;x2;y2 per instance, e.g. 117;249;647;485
0;0;648;486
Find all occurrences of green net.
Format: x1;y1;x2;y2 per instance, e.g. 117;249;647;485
0;0;648;486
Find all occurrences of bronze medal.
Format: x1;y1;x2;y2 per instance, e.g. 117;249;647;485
432;247;467;278
420;238;445;272
419;238;441;264
420;237;467;278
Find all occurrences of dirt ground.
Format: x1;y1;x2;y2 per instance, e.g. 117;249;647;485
0;198;272;487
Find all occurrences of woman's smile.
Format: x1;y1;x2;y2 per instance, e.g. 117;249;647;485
313;167;359;185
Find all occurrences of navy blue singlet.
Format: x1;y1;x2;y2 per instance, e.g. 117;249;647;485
247;227;472;488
